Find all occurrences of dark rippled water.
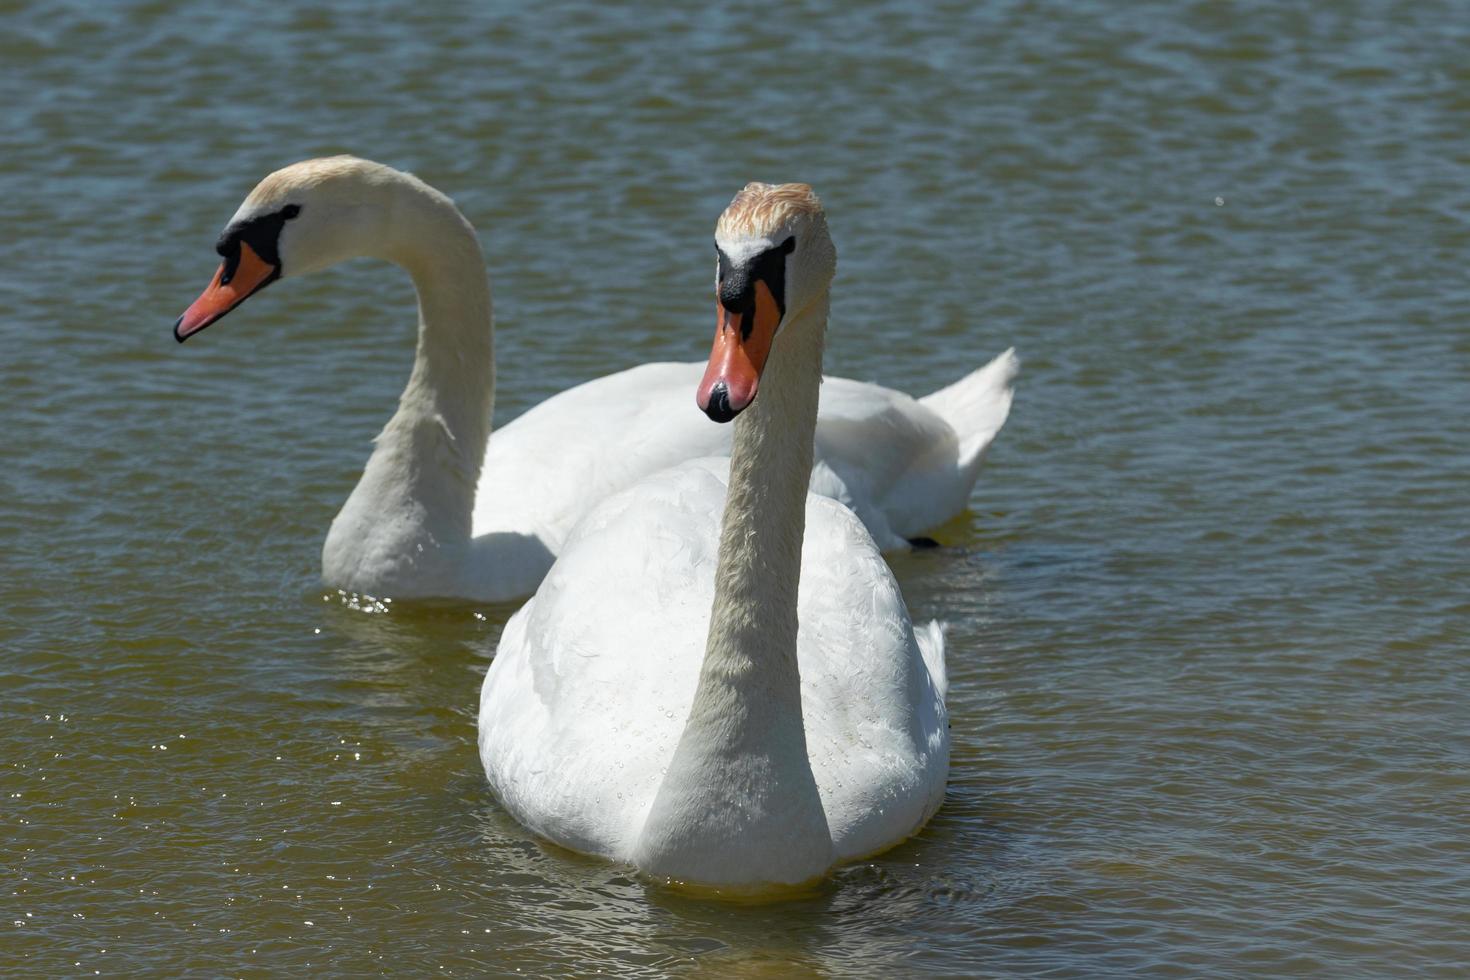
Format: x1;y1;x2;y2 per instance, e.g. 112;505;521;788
3;1;1468;975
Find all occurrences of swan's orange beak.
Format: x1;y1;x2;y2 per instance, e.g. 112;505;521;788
174;241;280;342
696;279;783;423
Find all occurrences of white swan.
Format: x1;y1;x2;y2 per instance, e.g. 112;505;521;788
174;156;1017;602
479;182;949;890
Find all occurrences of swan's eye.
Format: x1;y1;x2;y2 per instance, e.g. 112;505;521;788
282;204;301;220
780;236;795;255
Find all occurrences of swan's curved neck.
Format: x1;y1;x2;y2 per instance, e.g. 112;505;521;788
321;184;494;597
704;298;826;695
635;295;834;886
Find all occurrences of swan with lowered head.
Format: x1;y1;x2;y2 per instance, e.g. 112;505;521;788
174;156;1017;602
478;182;949;890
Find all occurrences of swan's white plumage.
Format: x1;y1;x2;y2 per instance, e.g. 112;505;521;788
477;458;949;866
479;181;967;889
187;158;1017;604
473;350;1020;566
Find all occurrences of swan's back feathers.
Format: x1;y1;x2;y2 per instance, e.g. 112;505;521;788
808;350;1017;544
474;363;724;547
470;350;1018;600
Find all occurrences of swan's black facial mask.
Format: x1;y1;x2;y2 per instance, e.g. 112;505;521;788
715;235;795;339
697;235;797;422
173;203;300;342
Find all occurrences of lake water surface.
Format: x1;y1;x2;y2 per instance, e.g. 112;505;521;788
3;0;1468;975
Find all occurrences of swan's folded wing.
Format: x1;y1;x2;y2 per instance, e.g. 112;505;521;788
478;460;729;859
813;376;966;540
472;363;727;549
793;496;950;859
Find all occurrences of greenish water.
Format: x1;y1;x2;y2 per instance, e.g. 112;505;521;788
4;0;1468;975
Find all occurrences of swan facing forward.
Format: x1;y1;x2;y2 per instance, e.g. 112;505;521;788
174;156;1016;602
479;183;949;891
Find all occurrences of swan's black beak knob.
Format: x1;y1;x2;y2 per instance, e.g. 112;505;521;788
702;382;738;423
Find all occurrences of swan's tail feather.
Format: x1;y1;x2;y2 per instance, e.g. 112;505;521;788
919;348;1019;480
916;619;948;701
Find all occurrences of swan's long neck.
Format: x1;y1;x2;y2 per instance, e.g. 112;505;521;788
635;295;834;887
321;185;494;597
702;302;825;713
